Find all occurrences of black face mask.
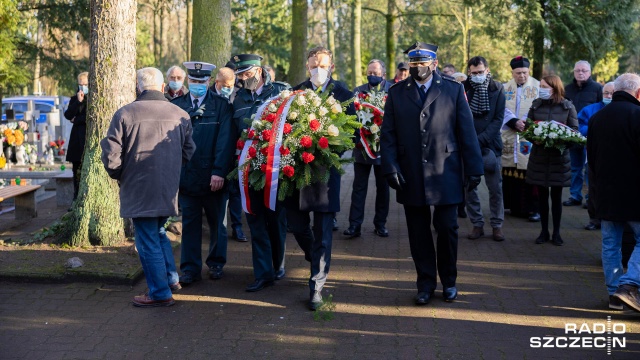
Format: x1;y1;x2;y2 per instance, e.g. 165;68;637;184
367;75;384;87
239;70;261;91
410;66;432;81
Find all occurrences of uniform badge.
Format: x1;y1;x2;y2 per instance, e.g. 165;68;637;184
195;63;202;70
233;56;240;62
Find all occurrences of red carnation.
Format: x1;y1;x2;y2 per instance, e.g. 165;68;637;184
283;165;295;178
280;146;290;155
262;129;273;142
300;136;313;148
283;123;292;134
373;108;382;117
248;130;255;139
373;116;383;126
260;147;269;156
236;139;245;150
248;146;257;158
362;128;372;135
260;164;267;172
309;120;321;131
318;137;329;149
358;93;367;99
354;102;361;111
302;152;315;164
265;113;277;123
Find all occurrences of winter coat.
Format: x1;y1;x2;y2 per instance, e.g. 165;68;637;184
525;98;578;187
463;78;506;156
63;94;87;162
100;90;196;218
565;77;603;113
587;91;640;221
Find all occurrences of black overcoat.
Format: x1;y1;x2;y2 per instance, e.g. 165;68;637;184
380;72;483;206
587;91;640;222
63;95;87;162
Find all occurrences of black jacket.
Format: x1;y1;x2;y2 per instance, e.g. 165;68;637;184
565;77;603;113
587;91;640;221
381;72;483;206
463;79;506;156
63;95;87;162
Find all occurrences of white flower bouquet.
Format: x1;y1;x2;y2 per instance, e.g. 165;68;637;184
522;119;586;153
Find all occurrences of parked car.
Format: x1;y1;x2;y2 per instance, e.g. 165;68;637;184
2;96;69;123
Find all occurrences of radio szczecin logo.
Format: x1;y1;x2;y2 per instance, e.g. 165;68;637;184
530;317;626;355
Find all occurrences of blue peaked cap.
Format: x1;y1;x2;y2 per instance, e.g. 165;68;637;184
404;42;438;62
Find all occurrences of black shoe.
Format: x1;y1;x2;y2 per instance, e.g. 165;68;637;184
178;272;202;286
443;287;458;302
232;227;248;242
563;198;582;206
414;291;434;305
374;227;389;237
535;231;550;244
246;279;274;292
208;265;224;280
343;226;361;238
551;233;564;246
609;295;624;311
169;282;182;293
613;284;640;312
528;213;541;222
584;222;601;231
275;268;286;280
308;291;323;311
333;217;339;231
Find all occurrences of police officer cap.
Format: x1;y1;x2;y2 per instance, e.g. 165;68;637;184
510;56;530;69
183;61;216;80
232;54;264;74
404;42;438;63
397;62;409;70
224;60;237;71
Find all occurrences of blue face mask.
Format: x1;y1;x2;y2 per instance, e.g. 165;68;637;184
470;74;487;84
367;75;384;87
220;87;233;98
189;83;208;98
603;97;612;105
168;81;183;91
79;85;88;94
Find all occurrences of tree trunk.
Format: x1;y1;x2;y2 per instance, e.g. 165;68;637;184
186;0;192;59
385;0;395;78
62;0;136;247
159;2;165;65
465;6;471;67
290;0;308;85
326;0;335;57
351;0;362;89
531;0;545;79
153;6;159;64
191;0;231;73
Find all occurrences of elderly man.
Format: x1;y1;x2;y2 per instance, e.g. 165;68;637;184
579;82;614;232
392;62;409;83
501;56;540;222
344;59;391;238
588;73;640;313
441;63;456;76
101;67;195;307
164;65;189;100
213;67;236;101
564;60;603;207
464;56;507;242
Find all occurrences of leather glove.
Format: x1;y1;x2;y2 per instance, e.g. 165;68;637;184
466;175;482;192
386;172;405;191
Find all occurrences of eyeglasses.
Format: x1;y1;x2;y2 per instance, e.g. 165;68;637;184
603;92;613;96
573;69;590;73
469;70;486;76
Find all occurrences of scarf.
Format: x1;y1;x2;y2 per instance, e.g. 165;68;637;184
469;74;492;115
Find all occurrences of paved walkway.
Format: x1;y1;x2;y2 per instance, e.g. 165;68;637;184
1;163;639;359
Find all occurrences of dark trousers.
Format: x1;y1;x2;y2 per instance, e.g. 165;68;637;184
586;166;600;226
404;204;459;293
246;200;287;281
179;192;227;275
537;186;563;234
287;209;334;296
227;180;243;229
348;163;389;229
71;161;82;200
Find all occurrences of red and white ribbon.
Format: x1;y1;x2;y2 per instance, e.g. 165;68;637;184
359;128;379;159
238;139;257;214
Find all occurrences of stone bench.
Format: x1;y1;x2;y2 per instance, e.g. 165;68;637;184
0;185;42;219
54;172;74;207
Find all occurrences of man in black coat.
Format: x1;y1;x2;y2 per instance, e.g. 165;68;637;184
63;72;89;201
381;42;483;305
587;73;640;313
463;56;507;242
344;59;392;238
564;60;603;207
287;46;355;310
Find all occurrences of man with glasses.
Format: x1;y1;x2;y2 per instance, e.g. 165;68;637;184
563;60;603;207
381;42;483;305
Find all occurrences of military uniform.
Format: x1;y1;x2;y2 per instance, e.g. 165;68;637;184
173;62;234;284
380;43;483;304
231;54;291;291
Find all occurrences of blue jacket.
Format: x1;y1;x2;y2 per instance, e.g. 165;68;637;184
577;101;606;136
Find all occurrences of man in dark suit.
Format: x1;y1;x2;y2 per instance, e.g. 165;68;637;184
288;46;355;310
344;59;392;238
380;42;483;305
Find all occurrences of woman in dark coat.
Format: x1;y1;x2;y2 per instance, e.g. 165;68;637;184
63;72;88;200
525;75;578;246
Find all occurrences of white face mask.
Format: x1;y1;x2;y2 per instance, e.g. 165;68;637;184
538;87;553;99
310;67;330;87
